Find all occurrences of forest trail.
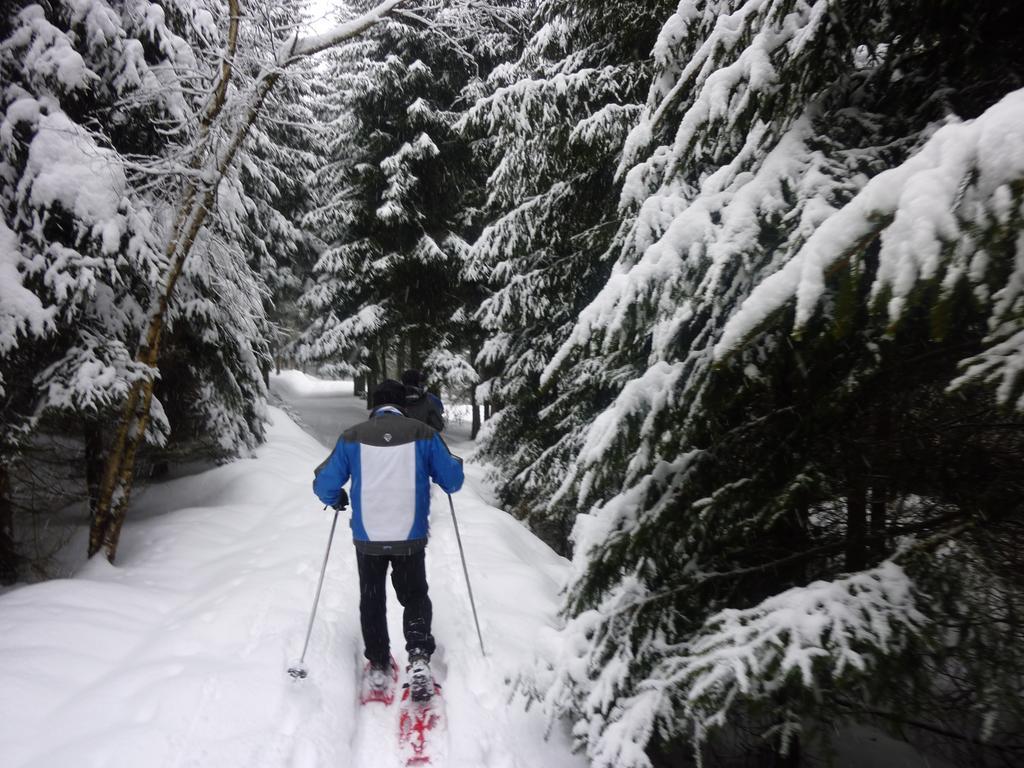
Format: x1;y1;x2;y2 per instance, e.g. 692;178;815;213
0;372;583;768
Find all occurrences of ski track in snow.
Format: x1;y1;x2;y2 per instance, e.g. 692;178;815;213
0;373;585;768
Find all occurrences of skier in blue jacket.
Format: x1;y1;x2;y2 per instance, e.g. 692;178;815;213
313;379;463;701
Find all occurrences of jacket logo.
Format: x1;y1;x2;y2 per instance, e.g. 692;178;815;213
383;433;392;442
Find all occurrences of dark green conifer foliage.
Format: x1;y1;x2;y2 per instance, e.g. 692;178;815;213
459;0;676;552
529;1;1024;765
0;0;318;574
295;4;524;403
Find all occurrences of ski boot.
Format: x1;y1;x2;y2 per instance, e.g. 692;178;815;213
406;652;434;703
360;656;398;704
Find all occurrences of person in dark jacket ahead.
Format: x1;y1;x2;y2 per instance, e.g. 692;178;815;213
401;368;445;432
313;379;463;702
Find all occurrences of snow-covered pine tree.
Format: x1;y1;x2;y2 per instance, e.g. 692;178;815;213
532;1;1024;765
292;29;377;384
0;0;329;573
0;0;219;575
225;0;323;373
146;1;288;465
295;31;437;391
420;1;529;434
295;2;524;407
457;0;676;551
258;68;331;371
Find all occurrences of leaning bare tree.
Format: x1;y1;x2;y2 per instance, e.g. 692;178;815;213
89;0;409;562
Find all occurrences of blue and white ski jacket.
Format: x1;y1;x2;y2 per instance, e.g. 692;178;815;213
313;406;464;554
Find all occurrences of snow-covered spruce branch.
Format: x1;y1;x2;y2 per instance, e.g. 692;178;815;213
283;0;408;61
677;563;926;736
393;0;529;37
558;471;976;643
611;508;973;614
536;562;927;768
715;88;1024;395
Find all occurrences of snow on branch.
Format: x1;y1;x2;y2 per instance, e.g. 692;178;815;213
715;88;1024;361
0;221;53;396
295;304;387;364
458;66;626;137
678;562;925;710
556;361;688;506
952;311;1024;410
36;335;162;433
538;562;927;768
618;0;831;199
423;347;479;392
544;116;834;389
284;0;409;62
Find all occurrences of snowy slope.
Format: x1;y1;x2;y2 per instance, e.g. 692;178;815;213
0;374;584;768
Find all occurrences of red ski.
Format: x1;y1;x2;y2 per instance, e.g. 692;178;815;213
359;656;399;705
397;681;445;765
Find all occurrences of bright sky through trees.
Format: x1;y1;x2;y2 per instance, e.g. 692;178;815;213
305;0;339;33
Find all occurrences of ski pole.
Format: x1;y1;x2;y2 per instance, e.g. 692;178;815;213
288;506;340;679
447;493;486;657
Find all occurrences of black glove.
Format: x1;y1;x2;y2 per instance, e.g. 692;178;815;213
332;488;349;511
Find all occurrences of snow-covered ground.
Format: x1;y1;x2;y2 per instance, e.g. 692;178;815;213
0;372;584;768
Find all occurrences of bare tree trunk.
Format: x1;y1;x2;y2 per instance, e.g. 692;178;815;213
83;420;105;517
846;476;868;571
378;342;389;382
0;462;17;585
409;334;422;370
89;0;409;563
870;404;890;557
470;339;481;439
869;485;887;556
365;371;378;409
471;387;481;439
365;349;379;409
396;337;406;377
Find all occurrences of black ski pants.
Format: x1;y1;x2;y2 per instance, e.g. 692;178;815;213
356;549;435;667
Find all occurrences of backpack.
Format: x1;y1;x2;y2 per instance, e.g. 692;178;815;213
404;386;445;432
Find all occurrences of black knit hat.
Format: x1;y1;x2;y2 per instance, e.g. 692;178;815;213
371;379;407;409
